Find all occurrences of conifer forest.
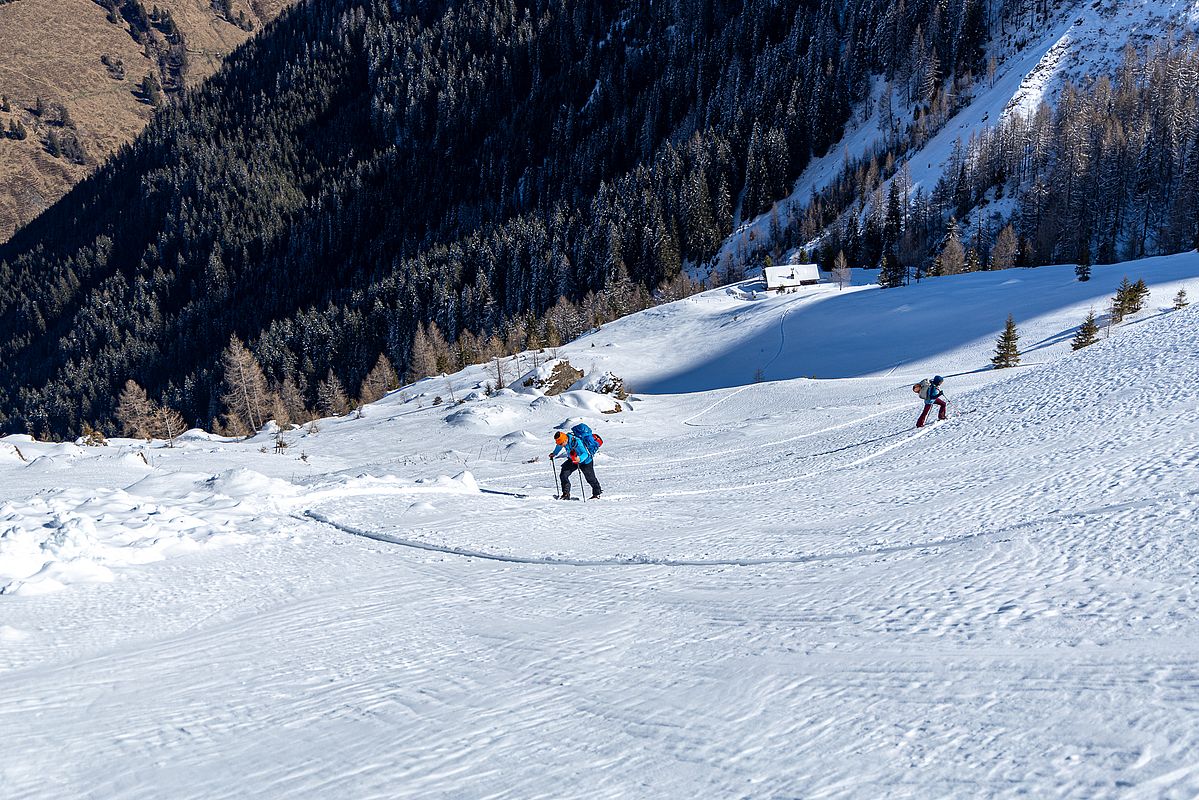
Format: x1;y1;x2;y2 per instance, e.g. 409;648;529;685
1;0;1195;438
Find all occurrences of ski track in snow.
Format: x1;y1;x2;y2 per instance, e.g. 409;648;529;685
5;257;1199;797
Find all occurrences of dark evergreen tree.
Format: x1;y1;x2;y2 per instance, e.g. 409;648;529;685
316;370;349;417
743;121;771;221
1075;240;1091;282
1130;279;1150;314
1071;310;1099;351
991;315;1020;369
139;72;162;106
879;253;906;289
1112;277;1135;321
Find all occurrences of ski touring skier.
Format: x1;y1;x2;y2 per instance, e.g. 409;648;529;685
913;375;948;428
550;427;603;500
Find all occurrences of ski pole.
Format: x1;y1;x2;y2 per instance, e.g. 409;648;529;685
551;456;561;498
579;469;586;503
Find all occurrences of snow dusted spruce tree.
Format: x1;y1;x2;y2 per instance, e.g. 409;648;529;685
878;254;906;289
991;315;1020;369
1071;310;1100;351
316;370;350;417
964;247;982;273
1174;288;1189;310
219;335;272;436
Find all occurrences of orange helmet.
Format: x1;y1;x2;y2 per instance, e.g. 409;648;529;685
554;431;568;445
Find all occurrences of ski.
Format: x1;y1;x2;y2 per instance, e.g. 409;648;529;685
479;488;531;498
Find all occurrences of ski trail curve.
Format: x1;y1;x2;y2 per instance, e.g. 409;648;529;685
303;491;1184;570
681;385;754;427
761;304;793;377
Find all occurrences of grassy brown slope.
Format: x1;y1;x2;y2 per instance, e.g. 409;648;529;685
0;0;292;242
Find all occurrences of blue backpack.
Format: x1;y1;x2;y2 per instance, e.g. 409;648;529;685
571;423;604;456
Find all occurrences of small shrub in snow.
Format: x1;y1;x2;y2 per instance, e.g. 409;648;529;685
490;356;511;390
79;424;108;447
1174;288;1189;310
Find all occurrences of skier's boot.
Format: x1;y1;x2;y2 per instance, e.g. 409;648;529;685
590;492;602;500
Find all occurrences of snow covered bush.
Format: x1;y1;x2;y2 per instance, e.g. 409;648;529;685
571;370;628;399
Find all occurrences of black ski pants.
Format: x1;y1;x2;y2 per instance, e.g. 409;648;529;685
559;459;601;497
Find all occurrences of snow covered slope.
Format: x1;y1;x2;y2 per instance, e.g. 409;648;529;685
4;255;1199;797
719;0;1199;266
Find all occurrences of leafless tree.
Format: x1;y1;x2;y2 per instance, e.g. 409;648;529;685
116;380;155;439
359;354;400;405
220;335;272;436
833;250;852;290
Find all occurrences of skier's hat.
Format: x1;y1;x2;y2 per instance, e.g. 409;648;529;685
932;375;944;384
554;431;568;444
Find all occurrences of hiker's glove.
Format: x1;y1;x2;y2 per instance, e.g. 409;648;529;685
570;453;580;464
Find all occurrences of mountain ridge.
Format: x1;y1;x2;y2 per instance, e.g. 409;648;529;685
0;0;293;241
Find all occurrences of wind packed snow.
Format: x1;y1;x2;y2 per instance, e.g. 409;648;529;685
4;255;1199;797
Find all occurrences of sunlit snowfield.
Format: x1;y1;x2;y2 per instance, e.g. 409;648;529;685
4;255;1199;798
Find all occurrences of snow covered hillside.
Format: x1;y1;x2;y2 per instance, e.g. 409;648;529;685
4;256;1199;797
721;0;1199;267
